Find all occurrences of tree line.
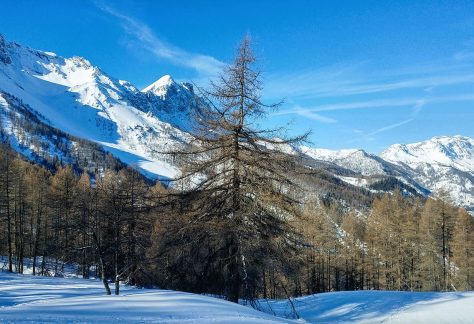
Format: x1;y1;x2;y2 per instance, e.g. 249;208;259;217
0;37;472;302
0;145;161;295
296;191;473;295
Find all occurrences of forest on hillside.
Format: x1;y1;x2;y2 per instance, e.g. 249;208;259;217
0;38;472;303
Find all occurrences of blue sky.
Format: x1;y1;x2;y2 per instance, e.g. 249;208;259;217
1;0;474;152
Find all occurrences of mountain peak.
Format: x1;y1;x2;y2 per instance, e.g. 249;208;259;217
380;135;474;213
381;135;474;172
142;75;176;95
429;134;472;144
70;56;93;68
157;74;174;84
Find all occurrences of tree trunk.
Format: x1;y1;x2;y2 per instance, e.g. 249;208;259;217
442;209;447;291
5;158;13;273
227;236;240;302
32;200;42;276
6;200;12;272
93;233;111;295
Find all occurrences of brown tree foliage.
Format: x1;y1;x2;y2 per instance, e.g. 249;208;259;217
150;36;308;302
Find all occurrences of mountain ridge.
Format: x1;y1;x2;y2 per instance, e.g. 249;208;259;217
0;34;473;212
0;34;197;179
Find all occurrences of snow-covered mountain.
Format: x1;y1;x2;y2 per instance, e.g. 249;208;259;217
302;147;393;176
302;136;474;212
0;34;199;179
141;74;203;132
300;146;429;196
1;35;473;212
381;136;474;212
381;135;474;172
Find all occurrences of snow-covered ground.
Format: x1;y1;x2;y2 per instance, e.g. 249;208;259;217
1;270;473;323
0;271;290;323
257;290;474;323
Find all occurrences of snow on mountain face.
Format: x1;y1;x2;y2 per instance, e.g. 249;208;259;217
301;146;386;175
302;137;474;212
381;136;474;212
142;74;174;96
381;136;474;172
0;35;201;179
1;35;473;211
300;145;430;197
141;75;202;132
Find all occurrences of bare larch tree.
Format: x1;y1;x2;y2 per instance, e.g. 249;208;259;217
156;36;308;302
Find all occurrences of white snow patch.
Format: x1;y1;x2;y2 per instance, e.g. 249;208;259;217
0;271;290;323
257;290;474;323
1;269;473;323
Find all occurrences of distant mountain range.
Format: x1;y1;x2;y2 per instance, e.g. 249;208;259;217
302;136;474;212
1;34;473;213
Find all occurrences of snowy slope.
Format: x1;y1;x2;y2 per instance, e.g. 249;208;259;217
301;146;429;196
0;90;133;175
0;271;290;323
0;34;199;180
1;271;473;323
382;135;474;172
258;290;474;323
141;74;203;132
1;34;473;210
301;146;387;175
302;136;474;212
381;136;474;212
143;74;175;95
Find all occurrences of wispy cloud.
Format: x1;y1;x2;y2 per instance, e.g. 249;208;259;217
98;4;225;79
411;99;426;117
266;67;474;100
354;99;427;140
275;94;474;116
368;119;414;136
290;106;337;123
277;92;474;142
275;98;412;116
